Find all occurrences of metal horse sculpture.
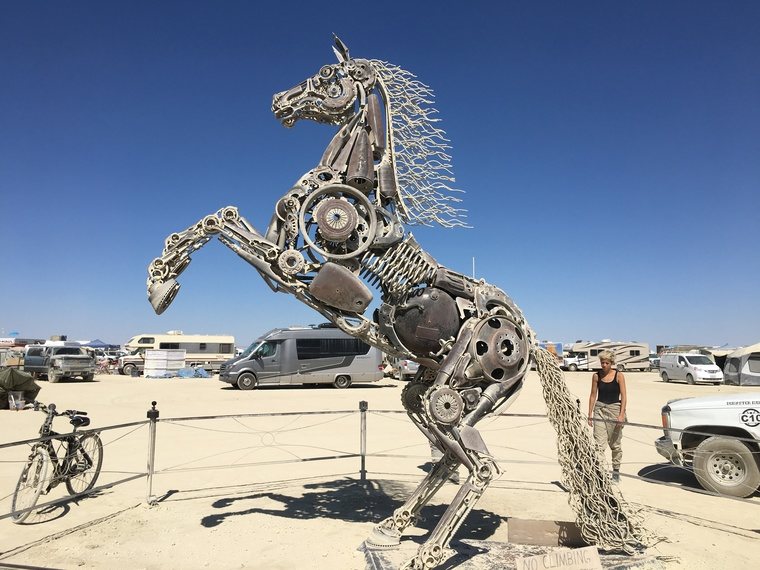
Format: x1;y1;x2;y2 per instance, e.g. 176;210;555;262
147;38;648;569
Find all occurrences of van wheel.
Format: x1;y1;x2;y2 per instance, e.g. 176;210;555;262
122;364;137;377
333;375;351;389
686;374;695;385
693;436;760;498
568;364;578;372
237;373;257;390
661;372;669;383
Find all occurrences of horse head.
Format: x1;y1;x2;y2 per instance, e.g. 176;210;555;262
272;37;376;128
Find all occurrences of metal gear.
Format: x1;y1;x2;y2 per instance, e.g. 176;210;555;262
314;198;358;242
401;381;428;415
277;250;305;275
427;387;464;425
469;315;529;383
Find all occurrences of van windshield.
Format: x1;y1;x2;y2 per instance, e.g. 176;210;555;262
240;341;263;358
685;355;713;366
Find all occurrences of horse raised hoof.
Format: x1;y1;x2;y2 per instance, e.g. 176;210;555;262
148;278;180;315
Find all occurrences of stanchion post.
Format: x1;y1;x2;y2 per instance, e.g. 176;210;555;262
146;401;160;505
359;400;368;480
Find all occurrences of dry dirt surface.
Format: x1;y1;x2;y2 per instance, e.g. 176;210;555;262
1;370;759;568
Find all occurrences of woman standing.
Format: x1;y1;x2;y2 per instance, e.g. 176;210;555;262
587;350;627;483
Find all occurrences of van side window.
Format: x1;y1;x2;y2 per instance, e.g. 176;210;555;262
590;349;599;356
138;337;155;345
296;339;323;360
159;342;180;349
296;338;371;360
256;342;277;358
27;347;43;357
678;357;686;365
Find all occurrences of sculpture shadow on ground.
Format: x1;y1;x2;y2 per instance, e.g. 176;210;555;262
200;478;506;542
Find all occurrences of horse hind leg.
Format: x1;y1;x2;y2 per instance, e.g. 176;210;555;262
365;449;461;549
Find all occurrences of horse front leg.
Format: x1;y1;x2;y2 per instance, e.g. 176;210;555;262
146;206;293;315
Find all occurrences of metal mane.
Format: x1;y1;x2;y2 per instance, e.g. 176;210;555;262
371;60;468;228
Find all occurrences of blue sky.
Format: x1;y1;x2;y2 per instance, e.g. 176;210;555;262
1;1;758;350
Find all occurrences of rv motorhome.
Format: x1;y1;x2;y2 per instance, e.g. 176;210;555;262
119;331;235;375
219;324;384;389
562;341;650;371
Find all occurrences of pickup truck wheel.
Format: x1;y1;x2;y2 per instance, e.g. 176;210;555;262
82;373;94;382
236;373;257;390
693;436;760;498
333;375;351;389
122;364;137;377
686;374;695;385
568;364;578;372
661;372;669;383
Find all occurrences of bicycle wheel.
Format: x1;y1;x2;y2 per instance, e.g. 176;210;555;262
11;447;52;524
65;433;104;495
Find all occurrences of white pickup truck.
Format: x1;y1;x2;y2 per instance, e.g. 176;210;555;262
655;393;760;497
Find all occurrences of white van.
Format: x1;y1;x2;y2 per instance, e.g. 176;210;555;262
659;352;724;385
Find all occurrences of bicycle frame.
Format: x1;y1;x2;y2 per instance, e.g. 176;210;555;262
33;407;94;494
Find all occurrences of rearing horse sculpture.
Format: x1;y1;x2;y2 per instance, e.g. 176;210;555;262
147;37;649;569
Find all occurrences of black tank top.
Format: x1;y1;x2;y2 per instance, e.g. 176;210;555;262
597;370;620;404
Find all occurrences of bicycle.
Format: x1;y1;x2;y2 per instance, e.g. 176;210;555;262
11;402;104;523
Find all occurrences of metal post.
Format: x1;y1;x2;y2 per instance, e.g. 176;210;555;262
359;400;368;480
146;401;159;505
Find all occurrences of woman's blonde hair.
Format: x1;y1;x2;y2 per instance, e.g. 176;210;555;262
599;350;616;364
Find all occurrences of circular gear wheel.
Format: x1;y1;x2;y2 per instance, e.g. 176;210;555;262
428;387;464;426
400;382;429;415
277;249;305;275
314;198;358;242
298;184;377;260
469;315;530;384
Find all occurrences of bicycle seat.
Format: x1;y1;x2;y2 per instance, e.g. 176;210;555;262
70;415;91;428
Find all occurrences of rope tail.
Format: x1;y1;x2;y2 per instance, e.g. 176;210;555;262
532;347;655;553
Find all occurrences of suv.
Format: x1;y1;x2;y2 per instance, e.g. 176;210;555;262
23;344;96;382
659;352;723;385
655;393;760;497
396;359;420;381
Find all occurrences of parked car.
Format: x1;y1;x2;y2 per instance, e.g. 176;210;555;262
649;354;660;370
22;343;96;382
655;392;760;497
659;353;723;385
396;359;420;381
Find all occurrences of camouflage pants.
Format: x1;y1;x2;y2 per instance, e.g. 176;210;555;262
593;402;625;470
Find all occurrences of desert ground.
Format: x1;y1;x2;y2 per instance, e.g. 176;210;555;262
1;369;758;569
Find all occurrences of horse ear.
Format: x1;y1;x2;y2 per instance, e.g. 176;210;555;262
332;34;350;62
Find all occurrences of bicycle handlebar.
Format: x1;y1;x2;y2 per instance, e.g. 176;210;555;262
31;401;87;417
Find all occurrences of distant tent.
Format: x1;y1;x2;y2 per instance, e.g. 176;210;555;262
0;368;41;409
724;343;760;386
84;339;118;349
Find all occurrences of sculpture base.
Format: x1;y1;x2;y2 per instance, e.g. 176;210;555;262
360;539;665;569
